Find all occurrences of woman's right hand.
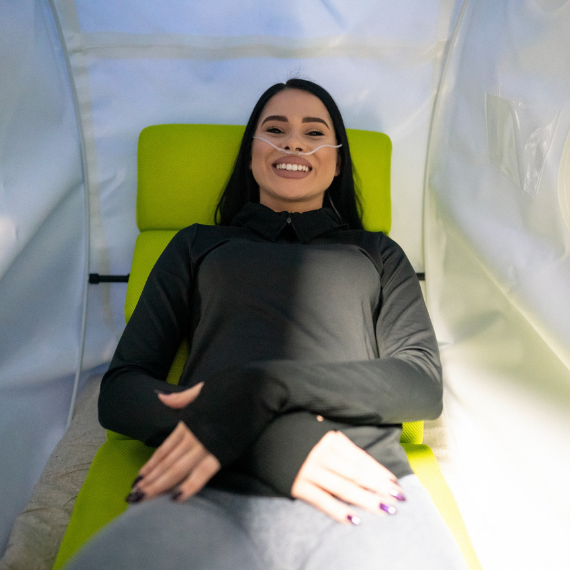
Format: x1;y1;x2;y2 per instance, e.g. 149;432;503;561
291;430;406;524
126;383;220;504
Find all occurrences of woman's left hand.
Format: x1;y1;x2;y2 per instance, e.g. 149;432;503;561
128;383;221;503
291;430;404;523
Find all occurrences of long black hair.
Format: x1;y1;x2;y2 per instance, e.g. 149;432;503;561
215;79;363;229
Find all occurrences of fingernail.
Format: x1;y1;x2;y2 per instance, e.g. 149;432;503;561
389;490;406;501
154;389;169;395
380;503;397;515
125;489;145;503
132;475;144;487
171;490;183;502
347;514;361;526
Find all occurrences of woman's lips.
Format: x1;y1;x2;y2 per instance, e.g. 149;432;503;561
272;164;311;179
272;157;312;179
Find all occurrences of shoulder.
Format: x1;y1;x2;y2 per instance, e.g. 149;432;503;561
170;223;263;261
357;230;403;253
150;223;260;279
338;229;415;285
167;223;230;250
336;229;406;261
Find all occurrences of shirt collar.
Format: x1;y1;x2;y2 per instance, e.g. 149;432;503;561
231;202;348;243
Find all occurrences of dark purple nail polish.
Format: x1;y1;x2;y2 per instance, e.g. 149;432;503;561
125;489;145;503
389;490;406;501
132;475;144;487
171;490;183;501
380;503;397;515
347;514;361;526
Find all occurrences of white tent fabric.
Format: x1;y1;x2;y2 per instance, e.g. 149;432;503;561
425;0;570;567
0;0;87;555
2;1;570;568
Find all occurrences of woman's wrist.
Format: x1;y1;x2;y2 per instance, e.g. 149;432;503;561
240;412;334;495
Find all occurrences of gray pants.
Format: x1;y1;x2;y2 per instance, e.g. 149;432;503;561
66;475;467;569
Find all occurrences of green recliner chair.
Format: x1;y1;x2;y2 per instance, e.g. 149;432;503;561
54;124;480;569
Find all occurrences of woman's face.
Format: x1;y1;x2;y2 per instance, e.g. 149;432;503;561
251;89;341;213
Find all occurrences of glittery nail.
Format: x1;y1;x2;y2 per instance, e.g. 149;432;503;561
347;514;362;526
125;489;145;503
389;490;406;501
171;490;183;501
380;503;397;515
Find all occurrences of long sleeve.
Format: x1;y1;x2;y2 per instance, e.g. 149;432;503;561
99;213;441;489
235;412;338;495
98;226;198;446
180;235;442;466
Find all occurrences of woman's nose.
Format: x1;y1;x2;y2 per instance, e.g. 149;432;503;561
284;144;303;152
283;133;303;153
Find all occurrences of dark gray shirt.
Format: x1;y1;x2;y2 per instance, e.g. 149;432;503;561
99;203;442;496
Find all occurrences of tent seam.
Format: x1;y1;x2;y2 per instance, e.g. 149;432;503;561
47;0;90;429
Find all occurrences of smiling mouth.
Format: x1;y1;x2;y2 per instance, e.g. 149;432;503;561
274;163;311;172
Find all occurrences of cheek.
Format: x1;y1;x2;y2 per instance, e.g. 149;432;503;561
320;151;340;178
250;143;267;172
250;155;267;187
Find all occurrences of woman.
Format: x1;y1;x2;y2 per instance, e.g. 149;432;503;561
68;79;467;569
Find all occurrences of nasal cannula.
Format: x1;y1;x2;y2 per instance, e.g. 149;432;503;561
252;136;342;156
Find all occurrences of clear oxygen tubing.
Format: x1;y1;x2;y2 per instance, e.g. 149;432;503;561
252;136;342;156
252;136;345;221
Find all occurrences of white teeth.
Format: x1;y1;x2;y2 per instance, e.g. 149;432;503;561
275;163;309;172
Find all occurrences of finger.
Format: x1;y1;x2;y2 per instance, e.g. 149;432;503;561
172;454;222;502
127;428;191;504
141;445;211;499
138;431;201;492
302;464;397;514
292;480;363;525
322;449;403;497
158;382;204;409
324;433;404;497
331;432;398;480
302;432;404;503
138;421;187;477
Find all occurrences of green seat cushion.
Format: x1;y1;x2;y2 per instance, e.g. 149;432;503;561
347;128;391;233
55;124;481;568
400;419;423;445
137;124;391;234
403;444;482;569
137;124;244;231
125;231;178;323
53;439;154;569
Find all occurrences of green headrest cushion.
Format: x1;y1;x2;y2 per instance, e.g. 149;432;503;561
137;124;391;233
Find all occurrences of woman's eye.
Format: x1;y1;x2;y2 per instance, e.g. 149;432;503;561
307;130;324;137
266;127;283;134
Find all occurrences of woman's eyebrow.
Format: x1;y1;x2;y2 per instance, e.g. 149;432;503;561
261;115;287;126
302;116;330;129
260;115;330;129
